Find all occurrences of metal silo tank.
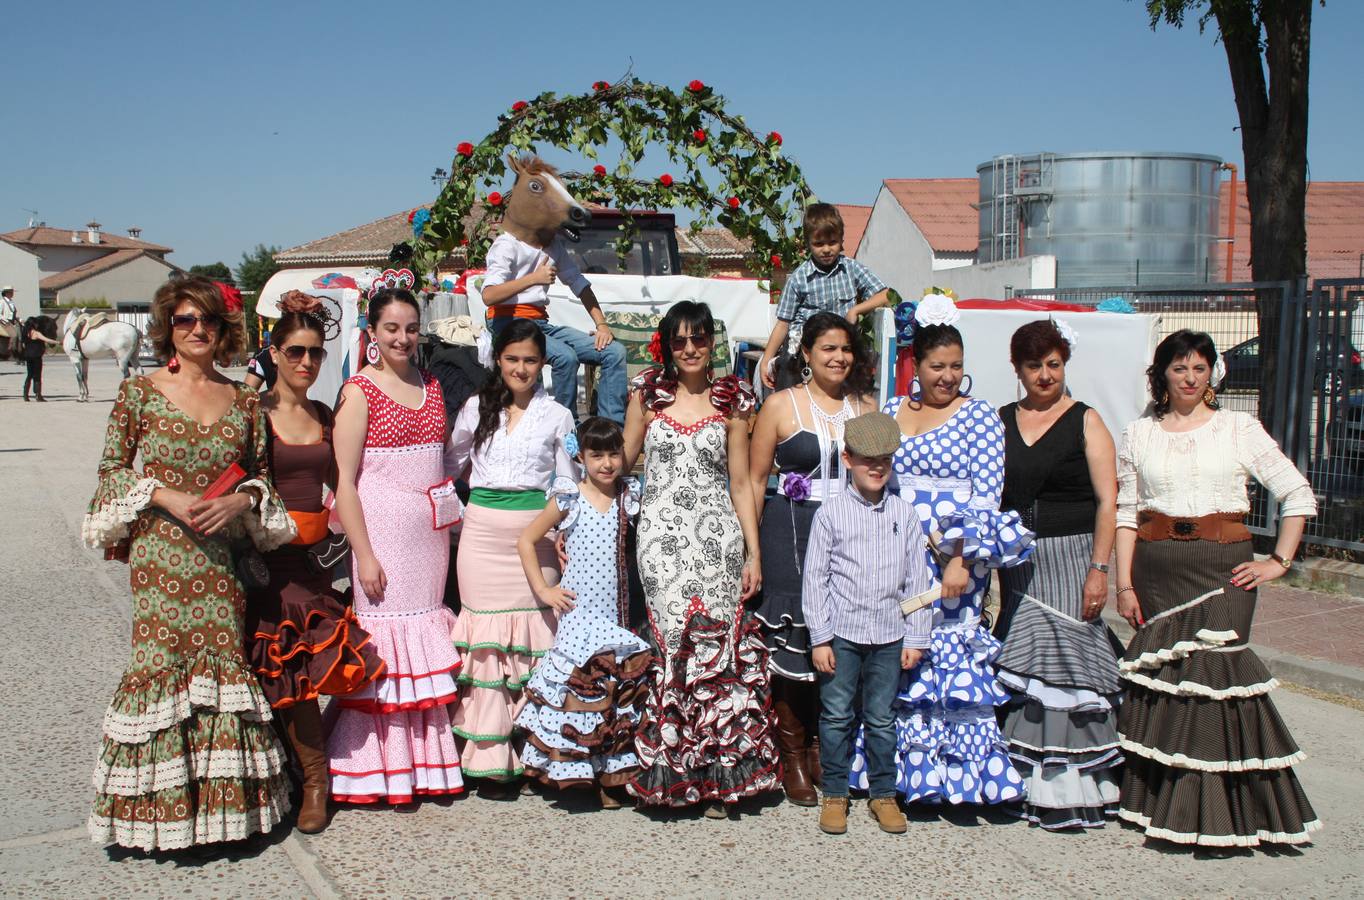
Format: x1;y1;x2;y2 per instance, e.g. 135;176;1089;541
976;151;1224;288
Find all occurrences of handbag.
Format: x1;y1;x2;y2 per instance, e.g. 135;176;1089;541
307;533;351;576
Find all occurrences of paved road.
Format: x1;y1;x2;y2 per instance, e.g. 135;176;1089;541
2;361;1362;899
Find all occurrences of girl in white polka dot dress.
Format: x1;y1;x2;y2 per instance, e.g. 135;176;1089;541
849;299;1034;806
513;417;652;808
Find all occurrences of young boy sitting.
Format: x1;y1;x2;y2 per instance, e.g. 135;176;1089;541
801;411;934;835
759;203;890;390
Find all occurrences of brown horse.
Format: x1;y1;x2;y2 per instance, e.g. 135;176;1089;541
500;154;592;246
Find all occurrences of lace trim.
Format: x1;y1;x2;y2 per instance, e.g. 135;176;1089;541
1120;629;1240;672
237;478;297;551
1120;670;1279;700
102;679;272;745
1117;809;1322;847
94;745;287;796
1116;738;1305;772
81;477;162;548
1143;587;1225;626
88;794;288;851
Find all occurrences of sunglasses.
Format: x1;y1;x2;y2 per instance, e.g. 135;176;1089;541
669;333;713;353
278;345;327;364
170;313;221;330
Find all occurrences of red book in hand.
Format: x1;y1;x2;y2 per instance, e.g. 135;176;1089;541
201;462;247;500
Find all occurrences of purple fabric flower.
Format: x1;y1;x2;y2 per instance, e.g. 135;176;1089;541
782;472;812;502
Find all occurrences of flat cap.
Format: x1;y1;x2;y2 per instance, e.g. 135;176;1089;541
843;411;902;458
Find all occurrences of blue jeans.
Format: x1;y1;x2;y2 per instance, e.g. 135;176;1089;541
818;637;901;798
489;318;627;423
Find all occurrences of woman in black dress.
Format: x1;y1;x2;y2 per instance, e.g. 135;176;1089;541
994;319;1124;830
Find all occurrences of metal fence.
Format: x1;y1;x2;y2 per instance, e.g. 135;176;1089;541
1011;279;1364;555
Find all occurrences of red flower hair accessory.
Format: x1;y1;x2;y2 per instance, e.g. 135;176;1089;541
212;281;243;313
646;330;664;363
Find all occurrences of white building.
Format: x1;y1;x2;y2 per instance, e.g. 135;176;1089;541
0;223;179;310
855;179;1056;299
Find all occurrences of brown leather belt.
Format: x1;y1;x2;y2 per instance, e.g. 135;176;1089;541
1137;511;1250;544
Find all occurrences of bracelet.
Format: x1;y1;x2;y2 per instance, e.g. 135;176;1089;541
1117;586;1136;596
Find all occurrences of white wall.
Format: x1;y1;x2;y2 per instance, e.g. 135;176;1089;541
54;255;176;306
0;241;42;318
29;243;108;274
930;255;1057;299
854;186;936;300
931;252;974;271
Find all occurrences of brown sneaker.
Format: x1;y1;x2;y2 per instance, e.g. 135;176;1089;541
819;796;849;835
868;797;907;834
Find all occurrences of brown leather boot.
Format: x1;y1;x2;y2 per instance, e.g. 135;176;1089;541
282;701;330;834
773;681;817;807
807;737;822;786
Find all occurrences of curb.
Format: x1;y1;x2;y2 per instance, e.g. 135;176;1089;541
1101;610;1364;702
1292;556;1364;598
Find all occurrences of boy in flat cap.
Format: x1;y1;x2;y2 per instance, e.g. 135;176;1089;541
802;411;934;836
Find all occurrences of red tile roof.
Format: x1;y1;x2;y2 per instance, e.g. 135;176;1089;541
1;226;171;254
834;204;872;255
38;249;173;290
882;179;979;254
676;227;750;260
1214;181;1364;281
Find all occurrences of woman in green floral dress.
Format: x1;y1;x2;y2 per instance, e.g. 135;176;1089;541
82;277;297;851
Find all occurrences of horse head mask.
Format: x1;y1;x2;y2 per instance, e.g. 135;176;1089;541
500;154;591;247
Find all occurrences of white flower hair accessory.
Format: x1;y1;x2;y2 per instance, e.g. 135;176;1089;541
914;292;961;328
1211;355;1227;389
1051;317;1078;351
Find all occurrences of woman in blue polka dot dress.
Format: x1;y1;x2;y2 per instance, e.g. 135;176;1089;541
513;418;652;808
850;295;1033;806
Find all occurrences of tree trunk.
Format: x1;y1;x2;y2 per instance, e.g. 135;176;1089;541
1215;0;1312;432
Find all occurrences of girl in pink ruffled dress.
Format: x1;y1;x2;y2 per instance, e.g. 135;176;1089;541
326;289;465;804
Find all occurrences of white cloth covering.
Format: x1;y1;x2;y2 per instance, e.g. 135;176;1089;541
1116;409;1317;529
446;386;576;491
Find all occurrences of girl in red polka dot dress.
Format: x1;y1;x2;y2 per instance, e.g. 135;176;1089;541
326;289;465;805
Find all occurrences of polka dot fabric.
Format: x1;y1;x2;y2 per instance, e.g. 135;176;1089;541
515;478;652;788
347;372;447;449
848;396;1031;805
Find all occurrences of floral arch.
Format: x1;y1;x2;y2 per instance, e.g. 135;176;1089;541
402;77;816;280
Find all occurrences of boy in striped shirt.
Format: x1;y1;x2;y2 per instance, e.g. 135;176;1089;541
802;411;934;836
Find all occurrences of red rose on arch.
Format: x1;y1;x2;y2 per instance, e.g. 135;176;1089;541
593;164;607;177
647;331;664;363
487;192;503;207
658;174;674;187
460;238;470;246
593;80;610;92
693;128;707;144
767;131;783;146
727;196;740;209
456;142;475;157
511;100;528;112
770;254;782;267
687;79;706;92
407;209;418;224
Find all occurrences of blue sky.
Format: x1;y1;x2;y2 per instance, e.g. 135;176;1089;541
4;0;1360;268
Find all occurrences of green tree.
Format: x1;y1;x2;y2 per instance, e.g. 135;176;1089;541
1145;0;1316;423
188;262;233;281
235;244;281;295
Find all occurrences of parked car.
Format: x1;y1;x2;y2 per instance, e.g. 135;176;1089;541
1218;334;1363;395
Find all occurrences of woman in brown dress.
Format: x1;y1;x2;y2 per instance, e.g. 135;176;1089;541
246;295;385;833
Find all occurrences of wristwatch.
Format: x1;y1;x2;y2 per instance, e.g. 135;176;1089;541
1089;562;1109;574
1270;553;1292;571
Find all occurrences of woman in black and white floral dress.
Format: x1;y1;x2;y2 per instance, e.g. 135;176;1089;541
622;300;780;818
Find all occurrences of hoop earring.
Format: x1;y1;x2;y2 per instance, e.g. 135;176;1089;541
801;365;813;384
909;377;923;402
959;374;973;397
366;340;381;367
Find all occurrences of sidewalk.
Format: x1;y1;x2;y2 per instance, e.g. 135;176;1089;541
1102;579;1364;699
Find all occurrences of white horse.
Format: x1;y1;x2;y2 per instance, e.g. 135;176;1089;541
62;309;143;401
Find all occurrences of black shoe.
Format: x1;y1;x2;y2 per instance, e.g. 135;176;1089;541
35;396;46;402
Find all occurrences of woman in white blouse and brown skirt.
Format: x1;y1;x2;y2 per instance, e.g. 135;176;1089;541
1115;329;1320;849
